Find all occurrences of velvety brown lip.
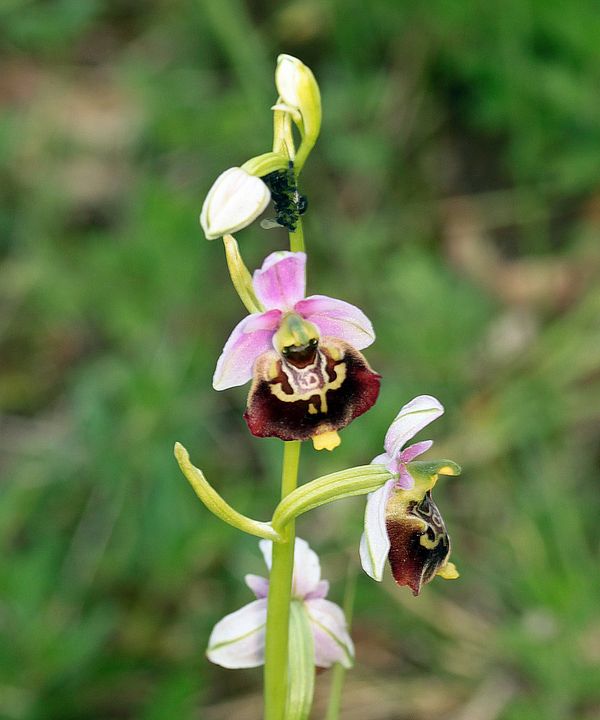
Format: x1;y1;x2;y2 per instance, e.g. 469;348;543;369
386;490;451;596
244;338;381;442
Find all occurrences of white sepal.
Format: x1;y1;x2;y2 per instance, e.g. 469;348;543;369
206;598;267;668
305;598;354;669
359;478;395;581
383;395;444;460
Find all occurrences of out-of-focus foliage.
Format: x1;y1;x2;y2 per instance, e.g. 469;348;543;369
1;1;599;719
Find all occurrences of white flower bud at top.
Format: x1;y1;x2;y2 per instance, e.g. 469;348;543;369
275;54;321;140
200;167;271;240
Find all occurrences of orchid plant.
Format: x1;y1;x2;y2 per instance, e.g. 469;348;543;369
175;54;461;720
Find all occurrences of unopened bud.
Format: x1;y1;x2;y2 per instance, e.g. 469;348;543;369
275;54;321;142
200;167;271;240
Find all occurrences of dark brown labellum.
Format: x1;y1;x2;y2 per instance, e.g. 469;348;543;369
386;490;451;596
244;338;380;441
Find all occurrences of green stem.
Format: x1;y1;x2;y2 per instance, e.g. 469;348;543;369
264;440;301;720
289;217;305;253
263;105;310;718
294;135;317;178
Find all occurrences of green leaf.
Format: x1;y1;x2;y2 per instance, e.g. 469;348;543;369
271;465;392;532
286;601;315;720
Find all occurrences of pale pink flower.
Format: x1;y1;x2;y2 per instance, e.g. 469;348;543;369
207;538;354;669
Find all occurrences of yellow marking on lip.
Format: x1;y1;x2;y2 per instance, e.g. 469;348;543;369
419;534;442;550
269;363;347;407
266;358;279;380
328;345;343;361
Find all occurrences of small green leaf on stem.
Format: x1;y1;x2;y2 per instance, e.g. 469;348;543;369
222;234;264;314
271;465;392;533
174;443;282;542
242;152;290;177
285;601;315;720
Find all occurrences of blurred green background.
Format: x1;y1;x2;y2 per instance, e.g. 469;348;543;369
1;1;600;718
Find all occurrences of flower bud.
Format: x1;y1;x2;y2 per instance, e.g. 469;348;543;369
274;54;321;141
200;167;271;240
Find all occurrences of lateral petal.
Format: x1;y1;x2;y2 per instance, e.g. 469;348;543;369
212;309;282;390
206;599;267;668
295;295;375;350
399;440;433;463
397;465;415;490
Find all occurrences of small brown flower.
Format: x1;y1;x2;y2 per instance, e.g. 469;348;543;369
360;396;460;593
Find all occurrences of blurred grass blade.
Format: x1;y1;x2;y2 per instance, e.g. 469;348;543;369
324;562;357;720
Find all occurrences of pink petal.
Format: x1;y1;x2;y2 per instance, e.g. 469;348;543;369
399;440;433;463
397;465;415;490
295;295;375;350
245;574;269;599
359;478;395;581
305;598;354;668
252;252;306;310
304;580;329;600
206;598;267;668
384;395;444;459
212;309;282;390
372;451;402;476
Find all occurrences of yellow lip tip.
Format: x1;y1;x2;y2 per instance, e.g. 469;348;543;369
312;430;341;452
437;562;460;580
